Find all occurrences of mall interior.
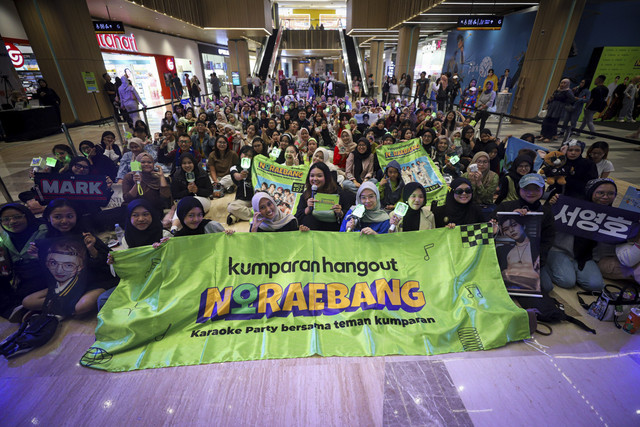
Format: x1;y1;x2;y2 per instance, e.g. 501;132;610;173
1;0;640;425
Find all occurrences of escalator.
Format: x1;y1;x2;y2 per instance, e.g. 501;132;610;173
339;30;368;97
256;27;284;80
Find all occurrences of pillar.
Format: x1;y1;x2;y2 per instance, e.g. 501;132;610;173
14;0;111;124
369;41;385;98
334;59;344;83
395;25;419;79
511;0;586;120
227;39;251;95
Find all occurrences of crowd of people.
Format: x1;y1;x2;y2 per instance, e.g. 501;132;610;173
1;71;640;358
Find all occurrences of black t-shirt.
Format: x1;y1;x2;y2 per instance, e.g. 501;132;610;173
104;81;117;102
587;85;609;112
172;77;183;91
416;78;428;95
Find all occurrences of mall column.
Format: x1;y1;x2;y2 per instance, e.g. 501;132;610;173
368;41;385;99
511;0;586;120
395;25;419;83
228;39;251;96
14;0;111;124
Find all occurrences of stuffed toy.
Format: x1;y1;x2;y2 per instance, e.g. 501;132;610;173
539;151;568;186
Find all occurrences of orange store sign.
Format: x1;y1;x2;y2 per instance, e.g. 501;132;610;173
96;33;138;53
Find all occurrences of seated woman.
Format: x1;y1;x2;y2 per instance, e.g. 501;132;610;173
333;129;357;170
173;197;225;237
379;160;404;212
171;153;213;201
35;199;118;292
495;155;533;205
431;178;484;228
561;139;598;199
121;199;172;249
462;151;498;207
543;178;614;292
64;156;114;217
295;162;355;231
78;140;117;181
0;204;48;319
250;192;298;232
122;152;171;216
389;182;434;232
100;131;122;163
340;181;390;234
343;138;378;194
277;144;303;166
207;136;239;192
227;146;255;224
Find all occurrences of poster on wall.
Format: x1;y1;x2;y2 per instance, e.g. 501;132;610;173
440;11;536;111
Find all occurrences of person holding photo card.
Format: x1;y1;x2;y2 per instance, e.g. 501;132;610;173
389;183;435;232
495;173;555;292
295;163;355;231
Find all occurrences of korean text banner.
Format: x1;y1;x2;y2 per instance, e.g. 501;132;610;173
251;154;309;215
552;195;640;244
376;139;448;206
81;228;530;372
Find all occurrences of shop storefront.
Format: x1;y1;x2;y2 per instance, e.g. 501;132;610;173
197;44;231;96
3;38;43;100
97;32;174;106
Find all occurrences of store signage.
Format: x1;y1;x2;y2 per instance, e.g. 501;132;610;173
457;16;503;30
217;48;229;56
5;42;24;68
81;71;99;93
166;58;175;71
93;21;125;34
96;33;138;53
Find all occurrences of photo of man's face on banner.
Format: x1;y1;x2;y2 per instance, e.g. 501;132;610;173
495;212;544;295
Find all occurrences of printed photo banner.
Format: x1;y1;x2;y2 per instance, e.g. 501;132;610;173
81;228;530;372
495;212;544;296
34;173;109;202
376;139;448;206
503;137;548;174
250;154;309;215
552;195;640;244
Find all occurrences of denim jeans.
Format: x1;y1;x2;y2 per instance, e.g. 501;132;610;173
542;250;604;292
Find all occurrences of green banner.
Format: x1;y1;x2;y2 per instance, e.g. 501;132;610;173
81;227;530;372
376;139;448;206
251;154;309;215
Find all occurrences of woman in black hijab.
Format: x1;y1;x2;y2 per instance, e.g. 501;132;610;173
389;182;435;232
495;155;533;205
562;140;598;199
122;199;166;249
174;196;224;237
171;153;213;200
0;203;48;318
431;178;484;228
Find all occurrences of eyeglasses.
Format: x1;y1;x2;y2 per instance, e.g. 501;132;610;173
46;259;79;272
594;191;616;198
454;188;473;195
1;214;26;223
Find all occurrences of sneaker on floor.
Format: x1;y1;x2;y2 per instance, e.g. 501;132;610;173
226;214;236;225
617;119;625;122
8;305;26;323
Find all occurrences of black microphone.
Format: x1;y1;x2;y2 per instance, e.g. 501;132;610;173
310;184;318;213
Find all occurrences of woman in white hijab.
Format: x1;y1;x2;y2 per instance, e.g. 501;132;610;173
250;192;298;232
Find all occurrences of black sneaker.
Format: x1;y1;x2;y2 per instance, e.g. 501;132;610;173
227;214;235;225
